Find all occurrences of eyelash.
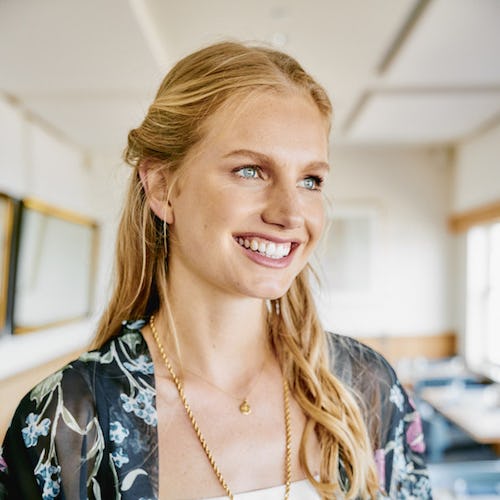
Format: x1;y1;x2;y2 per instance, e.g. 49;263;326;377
234;166;324;191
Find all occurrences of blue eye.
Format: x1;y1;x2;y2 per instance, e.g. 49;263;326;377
237;166;259;179
300;176;323;190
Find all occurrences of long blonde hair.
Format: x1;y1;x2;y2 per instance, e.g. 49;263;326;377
94;41;379;498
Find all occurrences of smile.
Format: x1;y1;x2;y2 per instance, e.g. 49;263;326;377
236;237;292;259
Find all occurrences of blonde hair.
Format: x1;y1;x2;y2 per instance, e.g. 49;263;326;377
94;41;378;498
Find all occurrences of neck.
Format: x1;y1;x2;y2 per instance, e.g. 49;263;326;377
153;278;271;385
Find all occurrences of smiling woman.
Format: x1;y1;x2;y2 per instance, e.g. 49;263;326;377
141;90;328;303
0;41;432;499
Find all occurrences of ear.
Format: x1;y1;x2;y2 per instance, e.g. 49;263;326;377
138;162;175;224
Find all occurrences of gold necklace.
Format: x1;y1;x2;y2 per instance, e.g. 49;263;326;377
149;315;292;499
184;353;267;415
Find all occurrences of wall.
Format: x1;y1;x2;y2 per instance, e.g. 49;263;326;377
315;145;454;339
452;123;500;213
0;98;92;214
0;96;125;379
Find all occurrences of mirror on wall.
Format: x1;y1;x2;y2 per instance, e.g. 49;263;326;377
0;193;15;332
12;199;98;334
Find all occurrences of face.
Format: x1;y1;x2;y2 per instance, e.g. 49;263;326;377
155;90;329;300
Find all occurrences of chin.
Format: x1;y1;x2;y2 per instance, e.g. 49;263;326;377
249;282;293;301
258;291;286;301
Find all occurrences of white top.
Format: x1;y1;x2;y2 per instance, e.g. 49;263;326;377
207;479;320;499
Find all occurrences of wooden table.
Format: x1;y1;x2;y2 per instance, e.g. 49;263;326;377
420;385;500;453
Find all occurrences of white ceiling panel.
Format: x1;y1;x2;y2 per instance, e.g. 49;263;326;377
0;0;160;152
22;93;152;152
0;0;160;94
348;91;500;144
384;0;500;85
1;0;499;151
142;0;417;127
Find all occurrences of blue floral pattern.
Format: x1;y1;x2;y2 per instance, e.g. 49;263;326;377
123;354;154;375
21;413;51;448
111;448;130;468
0;320;432;498
120;389;157;426
109;420;130;445
34;458;61;500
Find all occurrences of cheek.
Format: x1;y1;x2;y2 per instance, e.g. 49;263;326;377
308;200;326;242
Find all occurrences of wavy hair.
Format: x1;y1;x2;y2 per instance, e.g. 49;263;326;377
93;41;378;498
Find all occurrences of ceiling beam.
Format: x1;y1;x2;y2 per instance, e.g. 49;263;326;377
376;0;433;74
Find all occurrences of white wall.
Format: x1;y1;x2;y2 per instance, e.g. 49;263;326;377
0;96;125;378
316;146;454;338
0;99;25;196
0;100;93;216
88;152;132;316
452;123;500;212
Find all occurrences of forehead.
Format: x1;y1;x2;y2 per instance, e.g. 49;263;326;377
197;90;330;158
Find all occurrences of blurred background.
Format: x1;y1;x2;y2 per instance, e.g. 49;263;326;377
1;0;499;497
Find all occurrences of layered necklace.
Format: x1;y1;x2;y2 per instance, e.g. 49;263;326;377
183;351;267;416
149;315;292;499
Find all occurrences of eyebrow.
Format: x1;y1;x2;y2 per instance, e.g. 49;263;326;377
223;149;330;171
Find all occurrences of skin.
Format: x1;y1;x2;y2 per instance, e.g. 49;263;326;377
140;89;330;499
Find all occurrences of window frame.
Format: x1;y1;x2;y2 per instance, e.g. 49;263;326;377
451;200;500;383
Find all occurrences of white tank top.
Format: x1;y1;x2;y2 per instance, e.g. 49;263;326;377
206;479;320;499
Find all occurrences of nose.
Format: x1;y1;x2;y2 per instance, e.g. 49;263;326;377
261;183;304;229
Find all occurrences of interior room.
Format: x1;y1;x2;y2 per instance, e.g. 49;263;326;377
1;0;499;497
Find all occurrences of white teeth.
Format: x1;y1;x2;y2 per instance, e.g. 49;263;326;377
265;242;276;257
276;244;286;256
237;237;292;259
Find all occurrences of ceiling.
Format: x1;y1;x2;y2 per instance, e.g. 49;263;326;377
1;0;499;154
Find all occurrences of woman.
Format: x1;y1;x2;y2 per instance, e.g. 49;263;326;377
0;41;432;499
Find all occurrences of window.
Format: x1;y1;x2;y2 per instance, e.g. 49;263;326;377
465;221;500;381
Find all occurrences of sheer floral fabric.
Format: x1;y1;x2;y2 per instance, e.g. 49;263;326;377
0;320;432;499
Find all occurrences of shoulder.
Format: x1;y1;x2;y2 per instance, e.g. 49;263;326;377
325;332;432;496
325;331;398;389
11;319;152;430
324;331;408;445
1;319;157;498
74;318;152;377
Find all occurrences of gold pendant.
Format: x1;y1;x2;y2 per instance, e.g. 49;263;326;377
239;399;251;415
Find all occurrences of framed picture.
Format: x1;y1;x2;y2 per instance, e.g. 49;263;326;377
0;193;16;333
312;202;382;334
314;203;379;295
12;198;99;334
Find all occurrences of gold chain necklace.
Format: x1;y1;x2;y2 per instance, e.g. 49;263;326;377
149;315;292;499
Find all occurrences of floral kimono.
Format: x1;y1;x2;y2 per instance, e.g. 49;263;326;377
0;320;432;499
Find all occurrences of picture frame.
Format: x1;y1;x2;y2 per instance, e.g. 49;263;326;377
0;192;16;334
11;198;99;334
